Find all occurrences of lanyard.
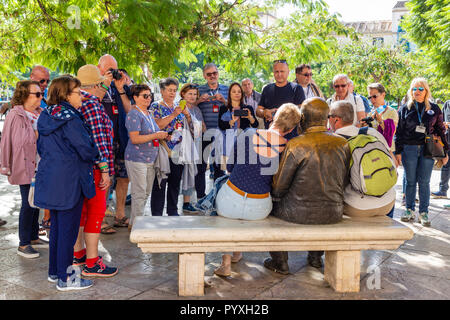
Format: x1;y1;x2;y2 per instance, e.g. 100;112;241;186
414;101;426;125
135;106;157;132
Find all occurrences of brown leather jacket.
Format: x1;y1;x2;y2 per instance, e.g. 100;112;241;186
271;126;351;224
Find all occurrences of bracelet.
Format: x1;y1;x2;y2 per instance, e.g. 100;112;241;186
101;84;109;91
119;91;126;95
100;170;109;174
99;164;108;170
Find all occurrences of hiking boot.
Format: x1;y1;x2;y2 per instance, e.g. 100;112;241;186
56;277;93;291
431;191;447;199
401;209;415;222
17;245;39;259
81;257;118;278
183;203;199;214
263;258;289;275
418;212;431;227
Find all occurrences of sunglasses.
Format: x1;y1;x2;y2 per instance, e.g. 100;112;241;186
139;94;152;99
206;71;218;77
273;59;287;65
39;79;50;84
368;94;380;100
300;73;313;77
186;84;199;89
334;84;347;89
413;87;425;92
327;114;340;119
29;92;42;98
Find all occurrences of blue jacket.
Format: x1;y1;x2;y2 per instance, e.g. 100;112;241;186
111;82;131;156
35;102;99;210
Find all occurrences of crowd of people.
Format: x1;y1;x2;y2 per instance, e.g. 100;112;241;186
0;56;449;290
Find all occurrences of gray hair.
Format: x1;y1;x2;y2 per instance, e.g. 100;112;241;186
203;63;218;72
330;101;354;125
241;78;253;84
367;83;386;94
333;74;350;85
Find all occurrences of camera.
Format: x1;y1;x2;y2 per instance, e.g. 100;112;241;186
234;109;249;117
361;116;374;127
108;68;122;80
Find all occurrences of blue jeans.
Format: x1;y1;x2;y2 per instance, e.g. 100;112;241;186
438;150;450;193
19;184;40;246
402;145;435;213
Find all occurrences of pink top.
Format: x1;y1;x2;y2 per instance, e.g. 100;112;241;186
0;105;37;185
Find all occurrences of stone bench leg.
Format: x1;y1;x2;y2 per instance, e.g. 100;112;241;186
178;253;205;296
324;250;360;293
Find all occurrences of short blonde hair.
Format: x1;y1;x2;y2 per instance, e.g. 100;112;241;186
407;77;431;111
273;103;301;132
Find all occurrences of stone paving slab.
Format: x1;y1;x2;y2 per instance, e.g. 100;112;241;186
0;166;449;300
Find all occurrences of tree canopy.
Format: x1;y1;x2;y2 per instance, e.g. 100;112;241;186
0;0;352;84
402;0;450;80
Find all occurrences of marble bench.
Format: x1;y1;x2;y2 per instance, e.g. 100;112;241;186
130;215;414;296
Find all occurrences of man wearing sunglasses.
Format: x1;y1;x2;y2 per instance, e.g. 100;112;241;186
256;60;305;137
326;74;366;127
30;65;50;108
294;64;323;99
196;63;229;195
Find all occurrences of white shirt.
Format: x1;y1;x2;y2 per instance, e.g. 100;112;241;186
327;93;365;126
335;125;396;210
302;85;317;99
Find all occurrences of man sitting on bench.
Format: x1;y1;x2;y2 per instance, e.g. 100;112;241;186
264;97;351;273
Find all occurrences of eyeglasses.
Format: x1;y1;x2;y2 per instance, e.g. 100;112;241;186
300;73;313;77
206;71;218;77
368;94;379;100
39;79;50;84
139;94;152;99
29;92;42;98
185;84;199;89
413;87;425;92
273;59;287;65
334;84;347;89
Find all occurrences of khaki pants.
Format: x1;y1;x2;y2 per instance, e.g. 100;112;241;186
125;160;156;225
344;199;395;217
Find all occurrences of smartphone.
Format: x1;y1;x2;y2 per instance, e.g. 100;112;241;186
234;109;249;117
179;100;187;110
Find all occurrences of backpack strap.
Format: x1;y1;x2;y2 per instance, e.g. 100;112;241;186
358;127;369;135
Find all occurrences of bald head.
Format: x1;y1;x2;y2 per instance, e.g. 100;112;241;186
30;65;50;92
98;54;118;76
300;97;329;129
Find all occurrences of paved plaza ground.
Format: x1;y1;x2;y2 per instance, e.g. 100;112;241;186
0;117;449;300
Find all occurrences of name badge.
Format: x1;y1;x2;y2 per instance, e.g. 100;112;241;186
112;105;119;115
213;104;219;113
416;125;426;133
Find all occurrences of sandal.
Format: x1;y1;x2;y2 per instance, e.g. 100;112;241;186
101;224;117;235
41;219;51;230
114;216;129;228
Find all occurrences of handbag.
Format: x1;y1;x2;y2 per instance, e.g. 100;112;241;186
424;134;446;159
28;177;40;209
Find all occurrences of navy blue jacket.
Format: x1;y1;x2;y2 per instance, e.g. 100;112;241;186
112;82;131;156
394;101;449;154
35;102;99;210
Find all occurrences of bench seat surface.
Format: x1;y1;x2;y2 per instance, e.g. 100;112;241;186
130;215;413;252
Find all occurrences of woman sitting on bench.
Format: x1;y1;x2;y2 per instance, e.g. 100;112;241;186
214;103;301;277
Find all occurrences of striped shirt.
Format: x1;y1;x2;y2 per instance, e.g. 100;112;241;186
197;83;229;129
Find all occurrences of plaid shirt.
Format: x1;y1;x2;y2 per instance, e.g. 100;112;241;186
80;90;115;176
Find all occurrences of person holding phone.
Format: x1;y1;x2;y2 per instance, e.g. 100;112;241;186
218;83;258;162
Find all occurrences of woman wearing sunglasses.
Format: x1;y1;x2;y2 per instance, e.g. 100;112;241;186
394;78;448;226
0;80;44;258
124;84;168;228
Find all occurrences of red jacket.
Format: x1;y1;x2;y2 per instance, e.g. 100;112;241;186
0;105;37;185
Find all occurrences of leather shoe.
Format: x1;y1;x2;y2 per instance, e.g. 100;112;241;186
263;258;289;275
307;252;323;268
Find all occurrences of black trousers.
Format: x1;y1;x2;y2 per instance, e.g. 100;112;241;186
151;158;184;216
194;139;224;199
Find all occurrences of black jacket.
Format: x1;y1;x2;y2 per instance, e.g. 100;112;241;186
394;101;448;154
